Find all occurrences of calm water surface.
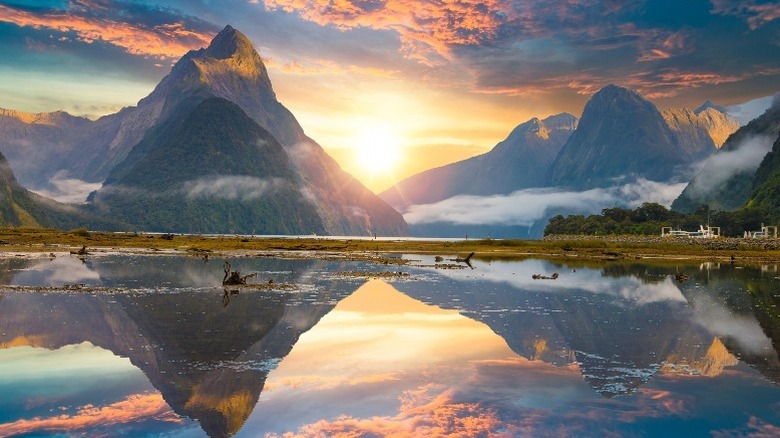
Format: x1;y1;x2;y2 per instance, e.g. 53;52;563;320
0;254;778;437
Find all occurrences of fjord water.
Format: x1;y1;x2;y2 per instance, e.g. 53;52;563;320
0;255;778;436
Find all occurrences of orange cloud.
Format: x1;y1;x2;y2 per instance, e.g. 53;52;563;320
0;2;214;59
0;393;181;436
273;387;521;437
264;0;512;63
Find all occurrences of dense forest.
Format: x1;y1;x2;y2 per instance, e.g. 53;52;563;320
544;203;777;237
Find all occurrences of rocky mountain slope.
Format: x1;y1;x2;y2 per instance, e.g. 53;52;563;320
662;107;739;152
548;85;689;189
746;131;780;215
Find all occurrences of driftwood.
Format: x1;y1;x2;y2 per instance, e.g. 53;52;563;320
532;272;559;280
448;252;475;268
222;260;257;285
70;245;88;256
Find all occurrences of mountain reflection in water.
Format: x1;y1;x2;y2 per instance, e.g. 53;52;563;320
0;255;778;437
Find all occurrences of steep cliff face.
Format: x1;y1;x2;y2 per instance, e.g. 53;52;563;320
747;132;780;214
662;107;739;153
380;113;577;209
548;85;685;189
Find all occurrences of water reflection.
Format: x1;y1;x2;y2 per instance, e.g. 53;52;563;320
0;255;778;436
0;343;194;436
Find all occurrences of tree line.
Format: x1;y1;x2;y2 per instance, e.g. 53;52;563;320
544;203;777;237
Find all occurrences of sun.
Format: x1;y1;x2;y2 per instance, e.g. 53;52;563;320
352;122;403;176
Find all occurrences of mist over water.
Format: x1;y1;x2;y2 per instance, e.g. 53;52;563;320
402;178;687;237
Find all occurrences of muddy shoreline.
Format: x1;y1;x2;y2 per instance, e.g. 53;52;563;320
0;228;778;265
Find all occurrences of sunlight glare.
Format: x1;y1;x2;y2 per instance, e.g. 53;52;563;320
352;122;403;175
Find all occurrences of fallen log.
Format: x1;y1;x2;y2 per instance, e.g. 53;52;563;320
222;260;257;285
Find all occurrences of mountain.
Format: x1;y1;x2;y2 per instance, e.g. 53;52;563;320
694;100;728;115
137;25;406;236
548;85;691;189
0;25;407;236
671;102;780;213
379;113;577;208
662;107;739;151
88;97;326;234
0;109;93;191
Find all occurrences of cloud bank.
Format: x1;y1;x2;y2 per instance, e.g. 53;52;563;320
403;178;687;227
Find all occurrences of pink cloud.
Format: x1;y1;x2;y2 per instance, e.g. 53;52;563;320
0;393;181;436
0;1;214;59
637;31;691;62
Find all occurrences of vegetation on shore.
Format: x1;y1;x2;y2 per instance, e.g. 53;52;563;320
544;202;777;237
1;226;779;263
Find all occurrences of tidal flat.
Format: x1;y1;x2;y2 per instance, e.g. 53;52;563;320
1;228;779;265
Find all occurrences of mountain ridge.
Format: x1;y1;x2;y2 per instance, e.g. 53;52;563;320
380;112;578;208
547;85;685;189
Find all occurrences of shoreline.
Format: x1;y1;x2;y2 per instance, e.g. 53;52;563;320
1;228;779;265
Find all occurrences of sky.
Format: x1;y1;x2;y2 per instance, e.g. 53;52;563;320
0;0;779;192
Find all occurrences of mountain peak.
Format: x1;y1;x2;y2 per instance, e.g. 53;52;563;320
695;100;727;115
548;84;681;189
592;84;642;102
542;113;578;131
204;25;256;60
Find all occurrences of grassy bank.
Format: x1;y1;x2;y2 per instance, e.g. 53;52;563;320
1;228;779;263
